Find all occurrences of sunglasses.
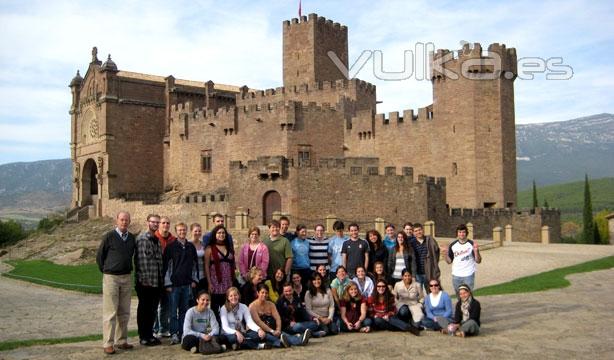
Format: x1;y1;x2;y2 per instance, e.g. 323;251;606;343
429;284;439;287
376;285;387;288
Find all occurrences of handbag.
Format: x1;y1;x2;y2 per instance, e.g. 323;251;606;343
199;336;222;354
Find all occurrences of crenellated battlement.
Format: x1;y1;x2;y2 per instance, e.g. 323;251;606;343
431;42;517;80
283;13;348;35
237;78;375;104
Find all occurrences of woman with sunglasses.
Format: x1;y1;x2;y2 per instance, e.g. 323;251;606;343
422;279;453;331
367;279;420;335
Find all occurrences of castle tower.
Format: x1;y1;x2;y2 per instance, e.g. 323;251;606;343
431;42;518;208
283;13;348;88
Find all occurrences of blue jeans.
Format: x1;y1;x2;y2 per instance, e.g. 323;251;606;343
372;316;411;331
452;274;475;296
416;274;427;293
422;316;450;331
221;331;260;349
154;291;170;334
341;317;373;332
284;321;318;335
169;285;191;336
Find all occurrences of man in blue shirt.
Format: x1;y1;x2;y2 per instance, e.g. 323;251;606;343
327;221;348;281
291;224;311;286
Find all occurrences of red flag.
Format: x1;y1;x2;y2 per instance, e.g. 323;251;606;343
298;0;302;17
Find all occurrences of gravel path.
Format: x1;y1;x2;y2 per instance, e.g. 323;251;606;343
0;242;612;354
2;267;613;360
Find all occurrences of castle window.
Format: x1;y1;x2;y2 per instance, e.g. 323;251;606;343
452;162;458;175
428;111;433;119
351;167;362;175
298;150;311;167
385;167;396;176
452;124;456;133
201;150;212;173
368;167;378;175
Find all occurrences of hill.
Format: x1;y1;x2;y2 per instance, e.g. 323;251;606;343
0;159;71;227
517;177;614;223
516;113;614;190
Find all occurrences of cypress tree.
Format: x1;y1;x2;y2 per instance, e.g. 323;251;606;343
532;180;538;208
582;174;595;244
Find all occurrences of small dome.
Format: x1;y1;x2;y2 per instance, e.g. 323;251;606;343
69;70;83;87
101;54;118;72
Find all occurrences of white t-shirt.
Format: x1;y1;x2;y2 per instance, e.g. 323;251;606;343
447;239;477;277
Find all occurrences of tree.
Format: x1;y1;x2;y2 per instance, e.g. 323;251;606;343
594;209;611;244
0;219;27;246
543;199;549;208
532;180;538;208
581;174;595;244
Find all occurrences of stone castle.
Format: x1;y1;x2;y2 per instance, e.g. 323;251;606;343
68;13;560;241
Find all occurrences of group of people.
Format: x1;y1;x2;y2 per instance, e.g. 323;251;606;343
96;212;482;355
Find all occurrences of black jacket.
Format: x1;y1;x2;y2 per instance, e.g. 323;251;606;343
163;239;199;287
453;298;481;326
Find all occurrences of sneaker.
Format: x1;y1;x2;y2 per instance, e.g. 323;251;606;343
301;329;311;345
257;343;266;350
150;337;161;346
169;334;180;345
159;331;171;338
231;343;238;351
280;333;289;348
190;346;198;354
221;344;227;352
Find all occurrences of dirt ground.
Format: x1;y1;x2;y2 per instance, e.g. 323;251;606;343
1;268;613;360
0;243;613;359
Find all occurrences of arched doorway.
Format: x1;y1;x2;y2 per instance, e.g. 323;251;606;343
81;159;98;206
262;190;281;225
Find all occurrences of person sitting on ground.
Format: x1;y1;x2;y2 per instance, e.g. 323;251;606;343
304;272;339;336
264;268;285;303
276;282;317;338
352;266;374;298
448;284;481;337
241;267;265;306
367;279;420;335
315;264;330;289
392;269;424;328
249;283;309;347
370;261;388;285
219;287;269;350
422;279;453;332
291;272;307;301
339;282;372;333
181;290;224;354
330;266;351;307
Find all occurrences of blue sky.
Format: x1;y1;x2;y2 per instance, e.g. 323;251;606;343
0;0;612;165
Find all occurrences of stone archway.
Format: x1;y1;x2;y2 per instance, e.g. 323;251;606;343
262;190;281;225
81;158;98;206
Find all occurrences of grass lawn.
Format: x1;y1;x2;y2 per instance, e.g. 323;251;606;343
2;260;102;294
0;330;138;352
473;255;614;296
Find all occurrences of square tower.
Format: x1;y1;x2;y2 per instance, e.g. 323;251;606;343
283;13;348;88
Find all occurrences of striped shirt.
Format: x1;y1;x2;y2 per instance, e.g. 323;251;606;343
410;238;428;275
308;237;330;270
